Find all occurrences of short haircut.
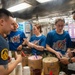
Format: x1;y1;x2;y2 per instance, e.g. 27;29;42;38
55;18;65;25
0;8;13;18
34;24;42;33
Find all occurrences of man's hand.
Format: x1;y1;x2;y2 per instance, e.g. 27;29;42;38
17;45;22;50
15;52;22;63
55;52;63;59
23;38;29;45
60;57;69;64
71;57;75;62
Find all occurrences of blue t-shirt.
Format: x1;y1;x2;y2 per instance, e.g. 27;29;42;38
0;35;9;65
46;30;72;55
30;34;46;55
8;31;26;51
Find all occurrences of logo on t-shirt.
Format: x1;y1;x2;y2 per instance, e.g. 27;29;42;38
53;39;66;51
10;34;20;43
1;48;8;60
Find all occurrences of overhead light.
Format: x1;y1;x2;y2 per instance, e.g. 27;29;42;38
36;0;52;3
7;3;31;12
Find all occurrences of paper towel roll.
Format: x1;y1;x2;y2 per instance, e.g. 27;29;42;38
16;63;22;75
23;66;30;75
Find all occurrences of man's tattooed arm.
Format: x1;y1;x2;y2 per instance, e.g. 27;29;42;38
3;64;8;69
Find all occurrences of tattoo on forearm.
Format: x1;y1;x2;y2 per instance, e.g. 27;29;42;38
3;64;8;69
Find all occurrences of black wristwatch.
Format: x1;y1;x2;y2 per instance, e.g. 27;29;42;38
68;58;73;63
22;44;27;47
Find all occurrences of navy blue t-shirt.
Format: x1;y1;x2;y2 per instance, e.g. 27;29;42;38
30;34;46;55
0;35;9;65
46;30;72;55
8;31;26;51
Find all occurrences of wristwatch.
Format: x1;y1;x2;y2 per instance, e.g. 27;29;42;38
68;58;73;63
22;44;25;46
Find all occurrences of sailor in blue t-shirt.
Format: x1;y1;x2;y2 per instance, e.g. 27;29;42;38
27;24;46;55
46;18;72;59
46;18;72;74
8;22;27;51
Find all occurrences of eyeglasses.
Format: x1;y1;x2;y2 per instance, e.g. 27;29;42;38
57;25;64;27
